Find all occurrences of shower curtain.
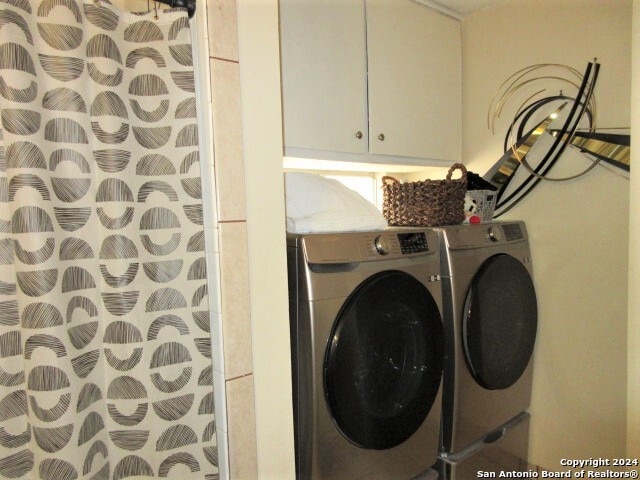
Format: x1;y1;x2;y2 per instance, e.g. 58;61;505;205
0;0;216;478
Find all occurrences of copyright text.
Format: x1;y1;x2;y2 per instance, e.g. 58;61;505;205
476;458;639;478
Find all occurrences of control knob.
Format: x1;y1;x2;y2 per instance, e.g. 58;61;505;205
488;226;502;242
374;235;392;255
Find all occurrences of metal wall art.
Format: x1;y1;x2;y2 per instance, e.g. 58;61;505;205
484;60;630;217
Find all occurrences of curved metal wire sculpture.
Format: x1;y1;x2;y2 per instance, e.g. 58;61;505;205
483;60;630;218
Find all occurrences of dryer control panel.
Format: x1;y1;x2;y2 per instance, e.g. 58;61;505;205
440;221;528;250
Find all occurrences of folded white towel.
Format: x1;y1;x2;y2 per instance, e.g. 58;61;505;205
284;172;387;233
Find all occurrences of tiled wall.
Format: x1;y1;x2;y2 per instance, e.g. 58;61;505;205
205;0;258;478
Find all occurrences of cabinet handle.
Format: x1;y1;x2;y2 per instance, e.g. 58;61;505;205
378;133;385;141
355;131;363;139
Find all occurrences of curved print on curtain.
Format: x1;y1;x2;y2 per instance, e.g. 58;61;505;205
0;0;216;478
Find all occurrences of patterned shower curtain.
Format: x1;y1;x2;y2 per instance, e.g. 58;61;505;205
0;0;216;478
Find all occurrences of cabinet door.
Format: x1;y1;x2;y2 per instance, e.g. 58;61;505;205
279;0;368;154
366;0;462;161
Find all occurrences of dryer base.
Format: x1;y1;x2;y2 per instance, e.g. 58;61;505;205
437;412;530;480
411;467;439;480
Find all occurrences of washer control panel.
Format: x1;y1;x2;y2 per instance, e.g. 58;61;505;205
397;232;429;254
367;231;432;259
301;229;438;264
374;235;394;255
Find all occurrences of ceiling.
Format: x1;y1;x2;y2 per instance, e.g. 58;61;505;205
427;0;507;16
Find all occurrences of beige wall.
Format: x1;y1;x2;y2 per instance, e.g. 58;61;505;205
203;0;298;477
204;0;261;477
462;0;631;469
235;1;297;478
629;0;640;461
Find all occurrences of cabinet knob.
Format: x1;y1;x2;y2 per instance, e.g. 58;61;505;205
378;133;385;141
355;131;363;139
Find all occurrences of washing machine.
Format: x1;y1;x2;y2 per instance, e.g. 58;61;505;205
436;221;538;457
287;228;444;480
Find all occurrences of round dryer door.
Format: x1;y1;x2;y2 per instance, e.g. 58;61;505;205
463;254;538;390
324;271;444;450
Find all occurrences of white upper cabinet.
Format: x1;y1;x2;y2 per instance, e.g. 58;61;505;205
279;0;368;155
279;0;462;164
366;0;462;161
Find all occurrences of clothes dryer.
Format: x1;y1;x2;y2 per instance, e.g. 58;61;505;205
287;228;444;480
436;221;538;455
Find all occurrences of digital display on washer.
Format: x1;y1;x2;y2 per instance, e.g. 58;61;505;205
398;232;429;254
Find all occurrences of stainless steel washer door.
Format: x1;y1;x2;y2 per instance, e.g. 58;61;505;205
324;270;444;450
463;254;538;390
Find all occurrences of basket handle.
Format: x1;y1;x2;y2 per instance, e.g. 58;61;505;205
446;163;467;182
382;176;400;185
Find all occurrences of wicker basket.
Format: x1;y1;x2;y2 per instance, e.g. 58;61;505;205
382;163;467;227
